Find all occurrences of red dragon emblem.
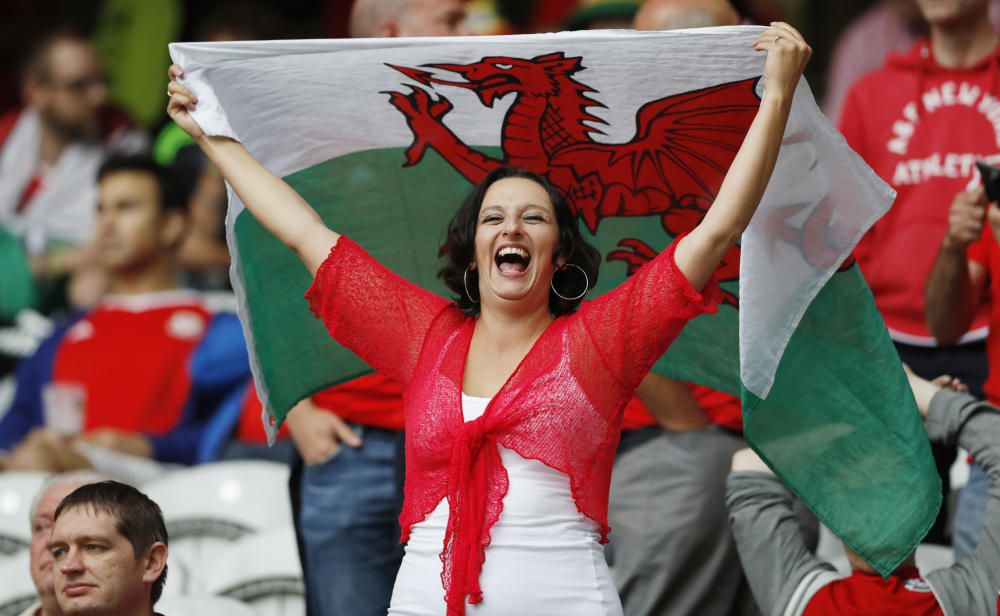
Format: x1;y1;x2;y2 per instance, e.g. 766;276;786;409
385;52;764;306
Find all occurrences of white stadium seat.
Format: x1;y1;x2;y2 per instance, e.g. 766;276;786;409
204;528;305;616
161;552;193;598
143;461;293;594
0;472;47;561
156;595;259;616
0;552;36;616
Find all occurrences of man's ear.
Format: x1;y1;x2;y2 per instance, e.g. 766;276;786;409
142;542;168;584
160;210;186;249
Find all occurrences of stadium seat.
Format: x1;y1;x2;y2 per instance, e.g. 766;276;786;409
0;551;36;616
143;461;292;593
156;595;259;616
161;552;192;598
0;472;46;561
203;528;305;616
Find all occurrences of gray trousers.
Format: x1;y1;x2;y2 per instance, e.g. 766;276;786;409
607;426;748;616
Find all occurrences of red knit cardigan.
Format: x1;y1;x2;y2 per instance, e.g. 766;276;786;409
306;236;720;615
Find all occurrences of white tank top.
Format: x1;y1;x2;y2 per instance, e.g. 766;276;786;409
387;394;622;616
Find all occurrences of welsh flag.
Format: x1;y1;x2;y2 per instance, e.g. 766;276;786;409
169;27;939;575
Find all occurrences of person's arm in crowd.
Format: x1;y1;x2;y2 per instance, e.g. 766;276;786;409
725;450;838;616
78;429;153;458
286;398;362;466
167;66;338;277
925;187;989;345
922;388;1000;615
635;374;710;431
0;316;81;457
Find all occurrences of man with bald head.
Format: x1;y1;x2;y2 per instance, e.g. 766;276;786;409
19;472;104;616
349;0;470;38
633;0;741;30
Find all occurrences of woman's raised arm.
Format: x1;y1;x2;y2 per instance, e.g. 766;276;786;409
167;65;338;276
673;23;811;291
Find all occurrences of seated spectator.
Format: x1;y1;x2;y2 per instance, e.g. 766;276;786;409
609;374;750;616
0;155;250;480
48;481;168;616
0;31;145;310
726;368;1000;615
21;472;105;616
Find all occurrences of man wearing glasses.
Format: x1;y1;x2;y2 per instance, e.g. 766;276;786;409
0;31;145;290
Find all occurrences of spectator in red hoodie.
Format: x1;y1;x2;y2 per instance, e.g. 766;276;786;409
838;0;1000;545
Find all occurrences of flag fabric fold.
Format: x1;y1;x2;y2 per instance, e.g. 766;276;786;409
169;26;939;575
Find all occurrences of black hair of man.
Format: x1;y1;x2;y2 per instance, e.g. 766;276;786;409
97;154;190;214
53;480;169;604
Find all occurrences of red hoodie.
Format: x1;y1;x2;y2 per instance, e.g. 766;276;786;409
839;39;1000;345
803;567;1000;615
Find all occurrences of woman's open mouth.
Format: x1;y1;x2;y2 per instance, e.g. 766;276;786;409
495;246;531;277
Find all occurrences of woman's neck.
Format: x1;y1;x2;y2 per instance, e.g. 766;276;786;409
475;302;553;352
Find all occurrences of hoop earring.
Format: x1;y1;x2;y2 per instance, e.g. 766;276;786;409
463;265;480;304
550;263;589;302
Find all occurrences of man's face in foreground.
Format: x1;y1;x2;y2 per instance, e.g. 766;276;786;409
49;506;149;615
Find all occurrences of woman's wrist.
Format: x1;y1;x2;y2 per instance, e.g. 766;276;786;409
761;88;793;111
196;134;240;166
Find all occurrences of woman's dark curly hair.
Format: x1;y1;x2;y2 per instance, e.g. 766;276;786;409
438;166;601;316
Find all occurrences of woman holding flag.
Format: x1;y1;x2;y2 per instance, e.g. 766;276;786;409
167;23;810;616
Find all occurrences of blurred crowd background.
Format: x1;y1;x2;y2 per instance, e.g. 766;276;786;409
0;0;966;136
0;0;984;330
2;1;999;615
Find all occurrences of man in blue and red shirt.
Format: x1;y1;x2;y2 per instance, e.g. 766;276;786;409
0;154;250;475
